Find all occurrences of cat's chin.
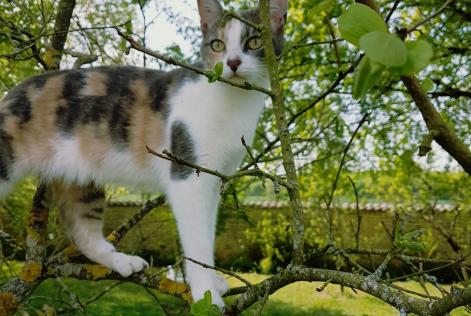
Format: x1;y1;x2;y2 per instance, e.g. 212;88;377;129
225;73;249;82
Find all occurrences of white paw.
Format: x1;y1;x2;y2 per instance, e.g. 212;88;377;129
213;274;229;295
110;252;149;277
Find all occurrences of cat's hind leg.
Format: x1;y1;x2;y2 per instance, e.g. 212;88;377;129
52;181;148;277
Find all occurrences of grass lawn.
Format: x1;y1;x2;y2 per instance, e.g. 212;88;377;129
5;269;468;316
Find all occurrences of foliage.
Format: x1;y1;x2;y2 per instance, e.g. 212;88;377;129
338;3;434;98
190;291;221;316
0;179;37;238
244;211;292;273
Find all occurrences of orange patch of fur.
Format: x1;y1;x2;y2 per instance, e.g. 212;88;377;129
128;80;166;167
81;71;108;97
11;75;65;166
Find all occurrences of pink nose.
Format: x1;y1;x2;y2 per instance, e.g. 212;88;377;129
227;58;241;72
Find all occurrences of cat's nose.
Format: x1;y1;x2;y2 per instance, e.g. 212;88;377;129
227;58;241;72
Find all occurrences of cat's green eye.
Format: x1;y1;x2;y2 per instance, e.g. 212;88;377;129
210;39;225;52
246;36;263;50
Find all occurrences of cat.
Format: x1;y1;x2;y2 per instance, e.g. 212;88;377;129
0;0;287;308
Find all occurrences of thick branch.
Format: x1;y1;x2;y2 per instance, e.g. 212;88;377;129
47;0;77;70
259;0;304;264
401;76;471;174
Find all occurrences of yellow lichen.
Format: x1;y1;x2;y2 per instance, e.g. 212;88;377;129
106;232;118;243
158;277;192;303
25;228;43;243
19;262;43;283
0;293;17;316
85;265;110;280
63;245;79;257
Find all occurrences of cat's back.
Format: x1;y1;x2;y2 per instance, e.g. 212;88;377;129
0;65;197;186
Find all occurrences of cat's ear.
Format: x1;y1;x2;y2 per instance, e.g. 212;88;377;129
268;0;288;34
197;0;224;34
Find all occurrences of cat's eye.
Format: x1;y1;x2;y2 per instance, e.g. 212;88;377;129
246;36;263;50
210;39;225;52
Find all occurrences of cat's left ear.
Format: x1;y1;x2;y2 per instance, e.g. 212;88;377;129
197;0;224;34
269;0;288;34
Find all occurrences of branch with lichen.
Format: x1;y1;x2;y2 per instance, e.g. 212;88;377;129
259;0;305;265
0;194;171;315
225;265;471;316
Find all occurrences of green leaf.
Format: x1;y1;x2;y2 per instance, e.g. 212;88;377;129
205;70;218;83
401;229;423;242
338;3;387;46
359;31;407;67
214;62;224;77
403;241;425;253
310;0;337;15
397;40;433;75
421;78;435;92
190;291;221;316
352;57;384;99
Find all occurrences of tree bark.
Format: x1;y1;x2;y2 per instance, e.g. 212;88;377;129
259;0;305;265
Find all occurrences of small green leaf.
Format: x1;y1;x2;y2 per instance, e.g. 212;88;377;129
214;62;224;77
404;241;425;253
338;3;387;46
359;31;407;67
421;78;435;92
397;40;433;75
310;0;337;15
190;291;221;316
205;70;218;83
401;229;423;242
352;57;384;99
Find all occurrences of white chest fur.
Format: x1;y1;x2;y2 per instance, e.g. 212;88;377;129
168;77;267;175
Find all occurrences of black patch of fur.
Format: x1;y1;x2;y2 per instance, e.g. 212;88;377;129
56;70;86;133
80;186;105;204
5;88;32;126
146;68;198;118
0;128;14;180
239;9;284;57
170;120;197;180
101;67;139;145
83;212;102;220
92;207;104;213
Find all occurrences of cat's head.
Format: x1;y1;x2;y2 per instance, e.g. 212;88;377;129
197;0;288;83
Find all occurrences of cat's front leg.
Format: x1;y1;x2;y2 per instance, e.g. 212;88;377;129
167;175;228;309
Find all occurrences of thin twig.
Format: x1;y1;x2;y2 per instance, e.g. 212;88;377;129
146;147;290;189
407;0;455;33
385;0;401;24
223;11;261;31
326;114;369;244
347;176;362;249
184;257;252;287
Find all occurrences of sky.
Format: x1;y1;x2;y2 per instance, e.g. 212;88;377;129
141;1;198;54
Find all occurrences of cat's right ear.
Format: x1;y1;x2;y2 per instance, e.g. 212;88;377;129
197;0;224;34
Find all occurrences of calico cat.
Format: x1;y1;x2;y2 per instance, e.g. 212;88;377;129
0;0;287;308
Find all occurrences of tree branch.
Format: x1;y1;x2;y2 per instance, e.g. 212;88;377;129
401;75;471;174
259;0;305;265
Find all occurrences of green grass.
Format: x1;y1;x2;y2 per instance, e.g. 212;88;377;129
6;270;468;316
